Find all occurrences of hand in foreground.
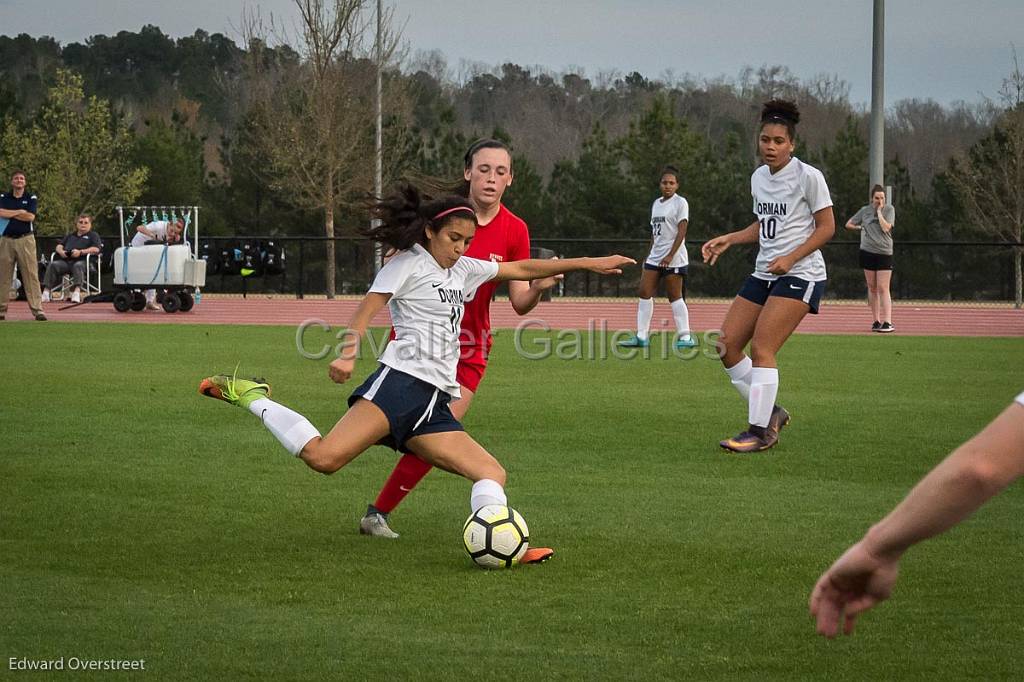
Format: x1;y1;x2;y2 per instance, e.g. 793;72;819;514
328;356;355;384
702;236;730;265
809;540;900;638
588;255;636;275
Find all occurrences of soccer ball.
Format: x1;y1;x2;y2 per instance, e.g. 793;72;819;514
463;505;529;569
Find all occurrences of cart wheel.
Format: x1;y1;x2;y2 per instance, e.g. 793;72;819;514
113;291;132;312
162;292;181;313
178;291;194;312
130;291;146;311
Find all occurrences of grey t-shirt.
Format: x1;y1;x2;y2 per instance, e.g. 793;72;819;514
849;204;895;255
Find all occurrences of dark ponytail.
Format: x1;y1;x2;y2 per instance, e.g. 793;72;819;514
760;99;801;140
364;184;476;253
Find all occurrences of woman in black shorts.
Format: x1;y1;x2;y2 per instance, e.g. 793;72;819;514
846;184;895;332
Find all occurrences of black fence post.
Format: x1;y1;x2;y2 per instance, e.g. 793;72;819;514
297;240;304;300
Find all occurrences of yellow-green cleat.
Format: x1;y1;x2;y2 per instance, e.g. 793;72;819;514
198;373;270;409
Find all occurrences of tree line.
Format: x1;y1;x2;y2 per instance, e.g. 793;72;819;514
0;9;1020;303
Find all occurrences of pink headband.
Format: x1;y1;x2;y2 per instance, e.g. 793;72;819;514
431;206;475;222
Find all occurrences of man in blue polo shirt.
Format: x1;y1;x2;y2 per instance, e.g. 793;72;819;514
0;170;46;320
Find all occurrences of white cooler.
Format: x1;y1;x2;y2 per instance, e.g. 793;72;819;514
113;244;206;287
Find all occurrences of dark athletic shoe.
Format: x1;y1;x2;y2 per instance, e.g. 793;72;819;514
719;425;778;453
769;405;791;439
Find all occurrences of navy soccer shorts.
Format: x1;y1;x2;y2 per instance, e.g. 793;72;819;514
643;262;688;277
737;274;826;315
349;364;464;450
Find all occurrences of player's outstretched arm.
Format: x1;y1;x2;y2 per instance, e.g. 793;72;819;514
810;401;1024;638
330;292;392;384
495;255;635;282
508;258;563;316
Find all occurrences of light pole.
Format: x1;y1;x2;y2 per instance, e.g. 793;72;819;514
869;0;885;190
373;0;383;273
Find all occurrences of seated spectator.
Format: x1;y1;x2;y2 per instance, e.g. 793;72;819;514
42;214;102;303
132;217;184;310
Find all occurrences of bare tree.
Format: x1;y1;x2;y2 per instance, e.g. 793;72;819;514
888;98;990;198
948;51;1024;307
240;0;402;297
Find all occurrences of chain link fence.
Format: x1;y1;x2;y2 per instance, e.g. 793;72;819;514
33;235;1021;305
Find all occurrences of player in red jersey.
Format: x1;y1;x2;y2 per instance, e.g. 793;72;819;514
359;139;558;563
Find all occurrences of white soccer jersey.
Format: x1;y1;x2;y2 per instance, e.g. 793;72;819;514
750;157;832;282
647;194;689;268
1016;390;1024;406
370;244;499;397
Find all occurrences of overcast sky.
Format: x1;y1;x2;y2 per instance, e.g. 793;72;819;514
1;0;1020;106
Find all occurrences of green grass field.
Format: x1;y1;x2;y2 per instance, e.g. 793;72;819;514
2;322;1023;679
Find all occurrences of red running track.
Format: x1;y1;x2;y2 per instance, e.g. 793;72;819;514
5;296;1023;337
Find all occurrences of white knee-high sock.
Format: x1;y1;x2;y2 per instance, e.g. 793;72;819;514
670;298;691;339
748;367;779;428
725;356;753;401
471;478;507;512
247;397;321;456
636;298;654;340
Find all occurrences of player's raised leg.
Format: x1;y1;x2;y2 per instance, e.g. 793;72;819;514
298;399;392;473
199;373;390;472
199;373;322;456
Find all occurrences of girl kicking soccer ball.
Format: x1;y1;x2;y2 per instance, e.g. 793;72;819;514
701;99;835;453
198;184;634;562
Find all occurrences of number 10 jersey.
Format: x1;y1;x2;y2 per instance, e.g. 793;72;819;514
750;157;832;282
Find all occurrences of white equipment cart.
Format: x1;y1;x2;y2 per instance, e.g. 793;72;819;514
112;205;206;313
